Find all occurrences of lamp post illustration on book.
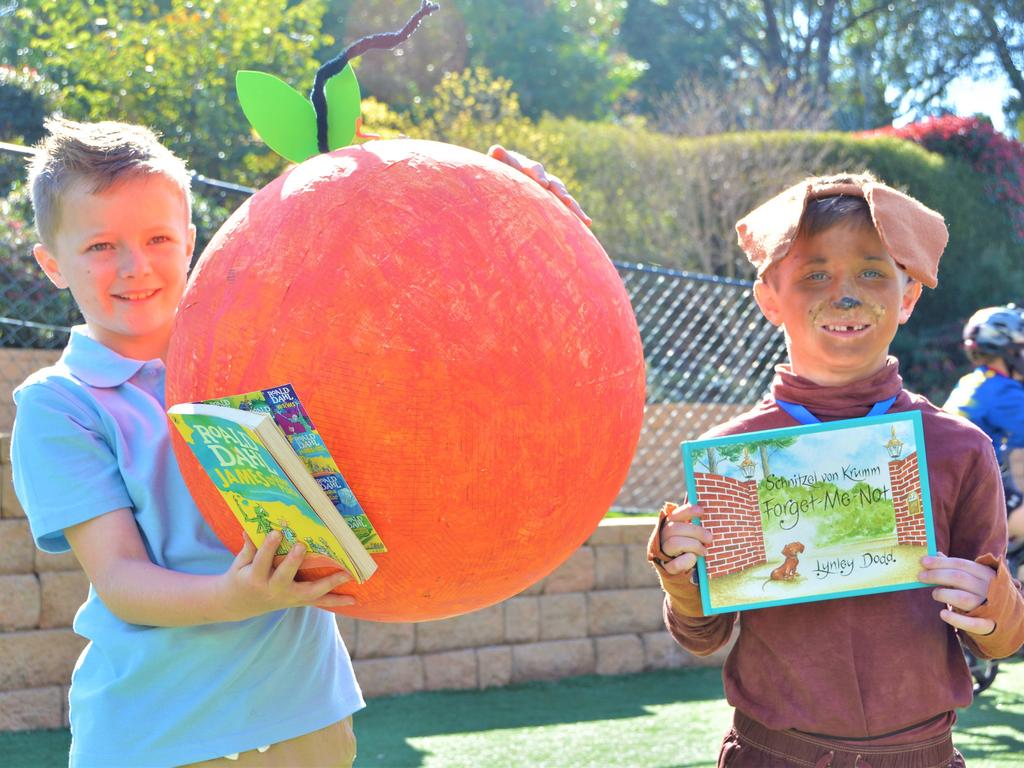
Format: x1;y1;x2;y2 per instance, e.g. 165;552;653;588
682;411;937;614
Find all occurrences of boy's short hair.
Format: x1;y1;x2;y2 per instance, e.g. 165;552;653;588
797;193;874;239
28;117;192;245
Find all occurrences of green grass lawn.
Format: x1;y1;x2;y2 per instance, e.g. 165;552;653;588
602;509;658;519
3;660;1022;767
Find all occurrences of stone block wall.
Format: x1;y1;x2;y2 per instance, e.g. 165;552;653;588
339;520;733;701
0;435;88;732
0;444;733;733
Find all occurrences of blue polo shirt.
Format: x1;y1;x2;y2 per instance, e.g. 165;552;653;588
12;327;363;767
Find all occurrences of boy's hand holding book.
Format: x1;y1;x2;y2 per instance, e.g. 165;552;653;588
169;384;383;589
647;501;714;617
918;553;997;636
657;503;714;577
220;531;356;621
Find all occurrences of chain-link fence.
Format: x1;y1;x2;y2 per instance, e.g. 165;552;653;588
616;264;787;508
0;261;788;511
0;145;788;511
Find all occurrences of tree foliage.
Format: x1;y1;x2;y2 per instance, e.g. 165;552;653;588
0;65;59;144
818;481;897;545
406;66;570;170
621;1;1024;132
324;0;641;120
4;0;330;186
5;0;1021;147
622;0;900;128
0;65;61;193
862;114;1024;239
321;0;468;111
720;438;797;478
457;0;640;119
880;2;1024;126
620;0;729;112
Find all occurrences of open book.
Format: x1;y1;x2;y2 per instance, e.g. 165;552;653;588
169;389;379;583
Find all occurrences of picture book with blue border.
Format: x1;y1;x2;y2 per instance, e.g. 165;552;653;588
681;410;936;615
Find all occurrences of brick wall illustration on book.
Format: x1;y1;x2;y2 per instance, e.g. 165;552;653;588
681;411;936;615
168;383;381;583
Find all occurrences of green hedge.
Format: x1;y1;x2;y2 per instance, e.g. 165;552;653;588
534;121;1018;399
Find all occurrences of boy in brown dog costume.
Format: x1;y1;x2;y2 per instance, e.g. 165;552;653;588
649;173;1024;767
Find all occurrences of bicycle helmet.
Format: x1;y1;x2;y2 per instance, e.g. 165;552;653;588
963;304;1024;376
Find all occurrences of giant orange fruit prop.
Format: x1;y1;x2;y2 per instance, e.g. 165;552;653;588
167;139;645;622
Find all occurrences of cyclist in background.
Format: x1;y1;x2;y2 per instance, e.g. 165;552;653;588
944;305;1024;545
945;305;1024;690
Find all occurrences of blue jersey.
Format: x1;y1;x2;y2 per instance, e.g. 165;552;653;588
943;366;1024;466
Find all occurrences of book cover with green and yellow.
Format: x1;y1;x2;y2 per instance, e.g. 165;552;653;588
203;383;386;554
169;407;371;582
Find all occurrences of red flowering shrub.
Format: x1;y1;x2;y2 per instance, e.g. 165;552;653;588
860;115;1024;240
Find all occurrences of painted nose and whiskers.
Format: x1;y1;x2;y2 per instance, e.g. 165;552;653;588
833;296;862;311
819;294;870;332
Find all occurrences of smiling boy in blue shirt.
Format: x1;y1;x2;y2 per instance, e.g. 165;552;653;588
13;118;361;767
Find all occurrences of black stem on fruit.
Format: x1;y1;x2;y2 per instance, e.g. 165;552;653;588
311;1;439;153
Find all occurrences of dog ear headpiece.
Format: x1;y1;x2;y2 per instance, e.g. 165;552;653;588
735;174;948;288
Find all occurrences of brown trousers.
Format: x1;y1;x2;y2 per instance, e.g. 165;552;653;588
719;711;965;768
180;717;356;768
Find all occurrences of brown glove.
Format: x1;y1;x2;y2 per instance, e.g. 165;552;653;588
964;553;1024;658
647;501;704;617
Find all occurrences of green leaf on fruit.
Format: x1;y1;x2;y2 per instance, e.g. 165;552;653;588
324;64;362;151
236;70;318;163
